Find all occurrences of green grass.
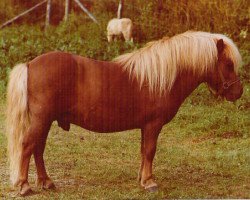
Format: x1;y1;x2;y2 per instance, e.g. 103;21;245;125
0;84;249;199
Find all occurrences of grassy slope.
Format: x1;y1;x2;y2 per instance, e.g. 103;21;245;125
0;83;249;199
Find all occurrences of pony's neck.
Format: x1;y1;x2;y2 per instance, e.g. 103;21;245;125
171;70;205;104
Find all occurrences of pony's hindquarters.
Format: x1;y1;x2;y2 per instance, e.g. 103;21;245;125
6;63;30;186
121;18;133;42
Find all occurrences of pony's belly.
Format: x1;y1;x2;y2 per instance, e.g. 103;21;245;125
70;110;140;133
73;119;138;133
111;30;122;35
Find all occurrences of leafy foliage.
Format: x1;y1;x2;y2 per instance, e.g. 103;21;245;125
0;0;250;93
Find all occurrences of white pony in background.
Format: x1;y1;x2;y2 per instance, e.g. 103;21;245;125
107;18;133;42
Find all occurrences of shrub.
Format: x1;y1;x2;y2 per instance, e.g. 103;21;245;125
0;0;248;97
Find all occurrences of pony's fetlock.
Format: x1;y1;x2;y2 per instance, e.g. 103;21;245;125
19;181;32;196
36;177;55;189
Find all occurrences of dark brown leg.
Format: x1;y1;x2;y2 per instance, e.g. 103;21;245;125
33;122;55;190
140;120;162;192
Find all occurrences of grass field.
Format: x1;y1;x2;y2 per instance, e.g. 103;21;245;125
0;83;249;199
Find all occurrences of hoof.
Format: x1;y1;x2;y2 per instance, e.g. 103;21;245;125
145;185;158;192
20;182;33;196
45;181;56;190
142;180;158;192
37;178;56;190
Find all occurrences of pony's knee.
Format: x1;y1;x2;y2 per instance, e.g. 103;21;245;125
107;35;113;42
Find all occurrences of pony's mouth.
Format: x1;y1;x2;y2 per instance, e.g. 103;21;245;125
224;89;243;102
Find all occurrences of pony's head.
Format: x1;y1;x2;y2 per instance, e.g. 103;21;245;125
206;38;243;102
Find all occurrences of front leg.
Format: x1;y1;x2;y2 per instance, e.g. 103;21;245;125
138;131;144;182
139;120;163;192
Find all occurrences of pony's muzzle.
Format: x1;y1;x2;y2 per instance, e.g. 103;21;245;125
224;84;243;102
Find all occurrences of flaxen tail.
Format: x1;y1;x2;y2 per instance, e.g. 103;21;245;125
6;63;30;186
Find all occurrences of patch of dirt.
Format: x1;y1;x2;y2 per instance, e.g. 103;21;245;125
192;133;216;143
220;131;243;139
192;131;244;143
238;101;250;110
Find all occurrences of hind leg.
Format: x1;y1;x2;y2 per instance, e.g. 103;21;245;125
18;134;34;196
33;122;55;190
122;31;133;42
18;117;52;196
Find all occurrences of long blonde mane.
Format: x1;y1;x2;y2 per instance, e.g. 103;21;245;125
115;31;242;94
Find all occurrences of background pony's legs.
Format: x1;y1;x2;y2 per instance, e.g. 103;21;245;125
122;30;132;42
107;34;113;42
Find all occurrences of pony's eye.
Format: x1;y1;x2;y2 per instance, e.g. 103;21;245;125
225;60;234;72
227;63;234;72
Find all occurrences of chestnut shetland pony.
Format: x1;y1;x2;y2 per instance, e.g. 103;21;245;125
6;31;243;195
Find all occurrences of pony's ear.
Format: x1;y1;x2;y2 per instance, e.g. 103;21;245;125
216;39;224;54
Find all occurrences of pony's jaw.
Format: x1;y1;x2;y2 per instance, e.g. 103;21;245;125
206;79;243;102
